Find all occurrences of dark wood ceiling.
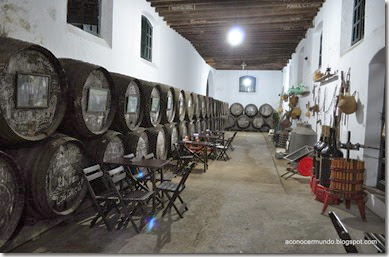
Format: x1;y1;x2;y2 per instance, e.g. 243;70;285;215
147;0;324;70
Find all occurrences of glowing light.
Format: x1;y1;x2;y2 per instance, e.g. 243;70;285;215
227;26;245;46
243;78;252;86
146;216;156;232
136;171;144;178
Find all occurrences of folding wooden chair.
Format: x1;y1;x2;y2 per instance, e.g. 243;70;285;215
82;164;121;231
105;166;154;233
171;143;195;175
216;137;233;161
157;162;196;218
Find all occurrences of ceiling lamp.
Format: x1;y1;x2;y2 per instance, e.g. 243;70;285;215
227;26;244;46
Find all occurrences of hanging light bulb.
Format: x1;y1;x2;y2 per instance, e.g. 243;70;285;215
227;26;245;46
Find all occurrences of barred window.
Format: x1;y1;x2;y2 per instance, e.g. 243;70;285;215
67;0;100;36
141;16;153;62
351;0;365;45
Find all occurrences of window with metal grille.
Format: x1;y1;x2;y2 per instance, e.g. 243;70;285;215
351;0;365;45
318;32;323;68
67;0;100;36
141;16;153;62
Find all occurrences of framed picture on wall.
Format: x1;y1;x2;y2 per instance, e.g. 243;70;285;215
87;88;109;112
239;75;256;93
16;73;50;108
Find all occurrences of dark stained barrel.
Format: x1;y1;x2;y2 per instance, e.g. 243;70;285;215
265;116;275;129
205;97;211;118
138;81;162;127
209;118;215;131
230;103;244;117
146;126;167;160
206;118;211;131
208;97;214;118
188;120;196;136
85;130;127;163
192;93;201;119
185;91;194;121
163;123;179;157
237;115;251;129
195;119;201;133
259;104;274;117
159;84;176;124
178;121;189;139
125;129;149;160
226;115;236;129
176;89;186;122
59;59;116;139
201;119;207;133
199;95;206;118
245;104;258;117
252;116;265;130
214;100;219;117
110;73;144;132
5;134;89;219
0;37;67;145
0;151;24;249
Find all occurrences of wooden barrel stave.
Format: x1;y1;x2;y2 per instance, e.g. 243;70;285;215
176;90;186;122
138;81;162;127
0;37;67;145
184;91;194;121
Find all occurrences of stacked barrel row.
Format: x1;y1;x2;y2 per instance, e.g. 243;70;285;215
226;103;277;132
0;37;228;249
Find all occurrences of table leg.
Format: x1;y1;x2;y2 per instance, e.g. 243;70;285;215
204;145;208;172
151;169;156;215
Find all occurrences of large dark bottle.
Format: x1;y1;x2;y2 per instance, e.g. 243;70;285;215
320;128;343;187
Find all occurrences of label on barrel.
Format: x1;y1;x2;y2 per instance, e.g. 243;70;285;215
103;137;125;162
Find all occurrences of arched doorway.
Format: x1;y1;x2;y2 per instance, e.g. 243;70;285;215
363;47;385;188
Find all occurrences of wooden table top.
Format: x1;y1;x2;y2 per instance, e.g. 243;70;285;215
178;140;214;146
104;157;171;169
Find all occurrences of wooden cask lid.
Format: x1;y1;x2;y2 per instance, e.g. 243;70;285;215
0;37;67;145
163;123;179;157
245;104;258;117
125;129;149;160
178;121;189;140
146;126;168;160
252;116;265;129
0;151;24;249
177;90;186;122
259;104;274;117
138;80;162;127
159;84;176;124
230;103;244;117
184;91;194;121
237;115;251;129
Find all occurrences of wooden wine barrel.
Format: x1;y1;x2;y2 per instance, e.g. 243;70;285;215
252;116;265;129
208;97;214;118
201;119;207;133
205;97;210;118
188;120;196;136
0;37;67;145
192;93;201;119
216;100;221;117
59;59;115;139
230;103;244;117
5;133;89;219
85;130;127;163
237;115;251;129
206;118;211;131
138;80;162;127
125;129;149;160
179;121;189;139
209;118;215;131
110;73;144;132
195;119;201;133
184;91;194;121
159;84;176;124
199;95;206;118
265;116;275;129
163;123;179;157
226;115;236;129
245;104;258;117
176;89;186;122
0;151;25;249
259;104;274;117
146;126;167;160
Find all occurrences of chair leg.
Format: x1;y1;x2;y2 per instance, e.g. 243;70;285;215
178;195;188;211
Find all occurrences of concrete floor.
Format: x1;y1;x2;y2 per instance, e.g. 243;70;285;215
11;132;385;254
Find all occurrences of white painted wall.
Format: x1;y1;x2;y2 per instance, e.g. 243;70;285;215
210;70;283;109
0;0;211;95
281;0;385;187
